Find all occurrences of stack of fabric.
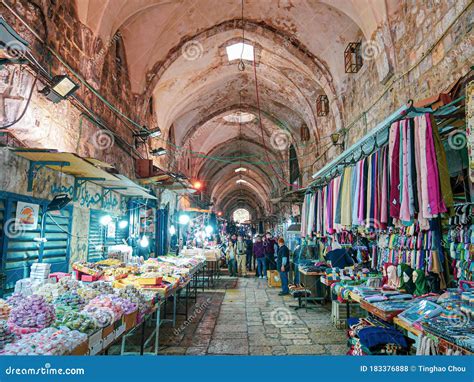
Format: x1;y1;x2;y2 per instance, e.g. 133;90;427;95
347;317;409;355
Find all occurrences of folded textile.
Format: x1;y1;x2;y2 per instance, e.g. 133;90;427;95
358;326;408;349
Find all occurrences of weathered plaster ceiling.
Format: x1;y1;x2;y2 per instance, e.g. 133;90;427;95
76;0;391;219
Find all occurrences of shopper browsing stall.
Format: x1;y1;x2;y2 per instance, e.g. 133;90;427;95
236;235;247;277
277;238;290;296
253;235;266;278
225;237;237;277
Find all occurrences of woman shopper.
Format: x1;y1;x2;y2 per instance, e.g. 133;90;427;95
235;235;247;277
253;235;266;278
225;237;237;277
263;232;277;270
245;234;254;271
277;237;290;296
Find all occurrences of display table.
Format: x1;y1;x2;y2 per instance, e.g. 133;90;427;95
393;317;423;337
298;268;326;309
359;300;404;323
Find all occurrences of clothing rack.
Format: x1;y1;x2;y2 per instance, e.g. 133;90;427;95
310;100;433;189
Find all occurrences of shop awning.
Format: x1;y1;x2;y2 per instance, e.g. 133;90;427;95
12;149;156;199
13;149;118;181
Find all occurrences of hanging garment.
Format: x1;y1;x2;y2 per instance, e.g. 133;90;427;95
400;120;413;225
380;146;389;228
424;114;446;216
341;166;353;226
389;121;401;219
417;115;433;220
352;160;362;226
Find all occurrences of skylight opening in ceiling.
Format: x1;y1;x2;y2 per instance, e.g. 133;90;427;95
226;42;254;62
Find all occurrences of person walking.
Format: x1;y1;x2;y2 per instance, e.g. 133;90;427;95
225;237;237;277
277;237;290;296
235;235;247;277
253;235;266;278
263;232;277;271
245;235;253;272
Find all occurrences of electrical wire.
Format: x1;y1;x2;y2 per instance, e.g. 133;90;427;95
0;71;37;130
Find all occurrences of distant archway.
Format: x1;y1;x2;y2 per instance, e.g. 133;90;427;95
233;208;251;223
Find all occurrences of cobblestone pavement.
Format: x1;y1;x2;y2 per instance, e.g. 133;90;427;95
158;275;347;355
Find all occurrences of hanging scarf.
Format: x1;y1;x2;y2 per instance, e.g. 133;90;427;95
389;121;401;219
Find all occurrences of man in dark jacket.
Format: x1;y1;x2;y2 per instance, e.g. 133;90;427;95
277;237;290;295
263;232;277;271
245;235;253;271
253;235;266;278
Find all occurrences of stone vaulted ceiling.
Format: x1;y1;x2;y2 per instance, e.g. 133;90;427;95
76;0;393;219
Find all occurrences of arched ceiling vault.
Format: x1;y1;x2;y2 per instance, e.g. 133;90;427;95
75;0;394;219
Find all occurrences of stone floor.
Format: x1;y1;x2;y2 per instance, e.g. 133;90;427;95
157;275;348;355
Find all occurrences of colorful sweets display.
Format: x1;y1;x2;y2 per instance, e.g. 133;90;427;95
0;320;15;349
85;296;123;321
81;306;114;328
0;299;11;320
55;311;98;334
54;292;86;311
8;295;55;334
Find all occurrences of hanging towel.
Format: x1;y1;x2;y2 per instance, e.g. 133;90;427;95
341;166;353;226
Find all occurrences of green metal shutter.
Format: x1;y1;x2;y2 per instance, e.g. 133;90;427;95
87;210;106;262
42;208;72;272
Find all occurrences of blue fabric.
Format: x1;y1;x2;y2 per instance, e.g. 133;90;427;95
326;248;354;268
257;257;266;277
357;326;407;349
280;271;289;294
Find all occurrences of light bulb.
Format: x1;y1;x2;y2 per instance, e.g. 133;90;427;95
139;236;149;248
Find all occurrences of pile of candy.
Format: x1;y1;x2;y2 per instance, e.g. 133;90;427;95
37;283;66;303
55;311;98;334
85;296;123;321
82;306;114;328
54;292;85;311
89;281;115;295
76;287;101;303
0;320;15;349
0;299;11;320
58;277;80;292
6;293;24;309
117;286;149;313
108;295;137;315
8;295;55;334
1;327;87;355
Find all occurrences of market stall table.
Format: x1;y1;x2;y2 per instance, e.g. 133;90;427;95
298;268;327;310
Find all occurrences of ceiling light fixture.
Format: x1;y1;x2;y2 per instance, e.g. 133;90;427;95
236;179;249;185
150;147;167;156
235;167;247;173
40;75;79;103
223;112;255;123
134;126;162;139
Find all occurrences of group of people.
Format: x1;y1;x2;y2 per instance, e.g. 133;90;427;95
224;232;290;296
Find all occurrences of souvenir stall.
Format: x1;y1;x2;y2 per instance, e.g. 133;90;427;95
299;98;472;355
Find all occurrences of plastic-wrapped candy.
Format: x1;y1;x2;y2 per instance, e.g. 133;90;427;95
55;311;98;334
7;295;55;334
77;287;101;303
1;327;87;355
0;320;15;349
5;293;24;309
84;296;123;321
0;300;11;320
81;306;114;328
54;292;85;311
37;283;66;303
117;285;149;314
89;281;115;295
58;277;80;292
108;295;137;315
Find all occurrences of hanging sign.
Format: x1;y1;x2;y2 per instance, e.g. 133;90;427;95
15;202;40;230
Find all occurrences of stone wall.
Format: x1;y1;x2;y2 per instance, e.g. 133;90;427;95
339;0;473;149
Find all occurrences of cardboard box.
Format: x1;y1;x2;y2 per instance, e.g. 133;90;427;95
102;323;115;339
102;331;115;348
267;270;281;287
70;340;88;355
88;340;103;355
124;310;138;331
